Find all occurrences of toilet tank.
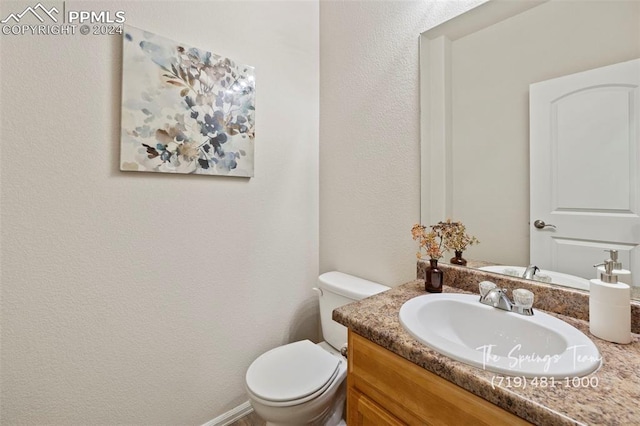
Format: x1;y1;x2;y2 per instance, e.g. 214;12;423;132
317;271;389;351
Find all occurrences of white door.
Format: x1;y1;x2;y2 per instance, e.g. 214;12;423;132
530;58;640;287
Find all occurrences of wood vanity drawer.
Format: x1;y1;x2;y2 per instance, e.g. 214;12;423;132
347;331;531;425
348;387;404;426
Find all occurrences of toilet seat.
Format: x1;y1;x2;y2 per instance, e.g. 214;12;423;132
246;340;343;407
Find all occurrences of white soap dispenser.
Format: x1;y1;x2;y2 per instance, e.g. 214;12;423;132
595;249;632;286
589;253;631;344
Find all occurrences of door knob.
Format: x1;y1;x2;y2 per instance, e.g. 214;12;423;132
534;220;556;229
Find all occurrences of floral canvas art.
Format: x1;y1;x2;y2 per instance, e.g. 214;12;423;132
120;25;255;177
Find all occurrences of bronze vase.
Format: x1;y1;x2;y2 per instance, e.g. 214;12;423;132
450;250;467;266
425;258;443;293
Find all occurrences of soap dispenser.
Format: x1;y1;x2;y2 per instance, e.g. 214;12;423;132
589;253;631;344
595;249;632;286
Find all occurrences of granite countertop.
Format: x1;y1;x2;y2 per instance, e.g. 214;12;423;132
333;280;640;426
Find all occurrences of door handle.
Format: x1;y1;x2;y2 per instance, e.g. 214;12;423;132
534;220;556;229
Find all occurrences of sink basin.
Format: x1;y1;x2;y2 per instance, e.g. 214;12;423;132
399;293;601;378
479;265;590;290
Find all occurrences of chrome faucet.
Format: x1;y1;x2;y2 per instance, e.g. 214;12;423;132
480;288;513;311
479;283;534;316
522;265;540;280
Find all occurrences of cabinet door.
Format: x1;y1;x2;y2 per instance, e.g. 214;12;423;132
348;388;405;426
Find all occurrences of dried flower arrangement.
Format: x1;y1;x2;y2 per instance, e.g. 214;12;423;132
411;224;443;260
411;219;479;260
433;219;479;252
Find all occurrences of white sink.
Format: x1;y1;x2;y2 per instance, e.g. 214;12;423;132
479;265;590;290
399;293;601;378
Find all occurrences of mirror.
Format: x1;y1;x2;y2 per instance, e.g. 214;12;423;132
419;0;640;298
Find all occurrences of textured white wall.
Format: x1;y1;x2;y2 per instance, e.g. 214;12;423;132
0;1;319;424
319;0;482;286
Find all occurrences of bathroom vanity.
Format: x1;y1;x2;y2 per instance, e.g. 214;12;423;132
334;273;640;425
347;331;529;425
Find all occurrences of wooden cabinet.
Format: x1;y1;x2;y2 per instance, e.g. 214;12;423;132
347;330;531;426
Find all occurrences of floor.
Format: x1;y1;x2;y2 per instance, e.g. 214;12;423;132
228;411;266;426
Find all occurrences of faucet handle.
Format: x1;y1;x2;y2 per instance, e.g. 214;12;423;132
513;288;534;309
479;281;497;297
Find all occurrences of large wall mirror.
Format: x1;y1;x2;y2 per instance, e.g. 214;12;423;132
420;0;640;298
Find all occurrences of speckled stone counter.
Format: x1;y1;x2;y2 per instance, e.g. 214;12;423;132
333;280;640;425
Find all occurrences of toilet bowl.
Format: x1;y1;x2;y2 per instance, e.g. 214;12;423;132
245;272;389;425
246;341;347;425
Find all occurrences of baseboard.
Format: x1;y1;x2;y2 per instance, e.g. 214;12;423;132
201;401;254;426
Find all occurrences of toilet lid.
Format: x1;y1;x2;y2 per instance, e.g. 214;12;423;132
246;340;341;402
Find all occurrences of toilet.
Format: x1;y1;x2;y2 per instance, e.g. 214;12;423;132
245;271;389;425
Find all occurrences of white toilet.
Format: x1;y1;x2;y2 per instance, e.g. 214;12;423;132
245;271;389;425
